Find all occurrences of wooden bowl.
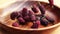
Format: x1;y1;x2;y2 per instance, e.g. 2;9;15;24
0;1;60;34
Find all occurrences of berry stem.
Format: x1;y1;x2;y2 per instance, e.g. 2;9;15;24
48;0;54;7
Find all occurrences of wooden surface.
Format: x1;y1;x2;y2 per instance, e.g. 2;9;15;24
0;26;60;34
0;0;60;34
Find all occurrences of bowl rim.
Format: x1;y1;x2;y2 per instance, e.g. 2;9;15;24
0;1;60;31
0;22;60;31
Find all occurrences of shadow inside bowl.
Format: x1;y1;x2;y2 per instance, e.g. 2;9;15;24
0;1;60;33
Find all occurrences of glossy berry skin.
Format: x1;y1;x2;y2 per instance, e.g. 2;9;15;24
17;17;25;25
12;22;19;27
32;5;39;13
24;15;30;19
48;0;53;6
24;15;30;22
37;3;46;15
22;8;27;13
28;10;34;16
40;18;48;26
30;15;36;21
22;8;28;16
18;17;25;23
31;23;38;28
45;16;55;25
10;12;18;20
36;20;40;25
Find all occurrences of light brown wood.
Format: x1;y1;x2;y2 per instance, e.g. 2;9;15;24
0;1;60;34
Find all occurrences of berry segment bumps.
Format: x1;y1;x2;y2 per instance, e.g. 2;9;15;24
37;2;46;15
10;2;55;29
32;5;39;13
10;12;18;20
